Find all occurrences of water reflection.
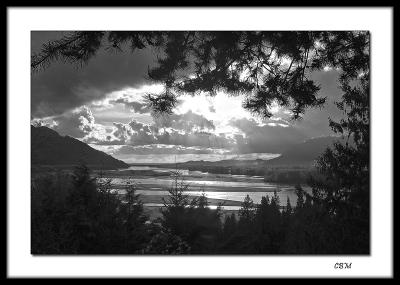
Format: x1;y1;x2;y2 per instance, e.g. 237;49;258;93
104;165;311;207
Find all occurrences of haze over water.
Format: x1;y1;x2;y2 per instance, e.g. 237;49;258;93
117;152;281;164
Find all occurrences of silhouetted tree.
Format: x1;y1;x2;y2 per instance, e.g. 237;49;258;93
191;190;209;208
160;170;190;236
160;171;222;253
285;196;292;215
119;181;149;252
143;229;191;254
31;164;151;254
307;31;370;253
32;32;368;120
294;184;305;210
222;213;237;237
238;194;256;224
253;193;283;253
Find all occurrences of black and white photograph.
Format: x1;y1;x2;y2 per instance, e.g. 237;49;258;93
7;7;393;278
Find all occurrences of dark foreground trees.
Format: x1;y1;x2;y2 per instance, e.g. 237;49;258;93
31;165;151;254
159;171;223;253
31;165;222;254
32;165;368;254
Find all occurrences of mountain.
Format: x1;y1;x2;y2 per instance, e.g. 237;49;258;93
31;125;128;169
266;136;344;166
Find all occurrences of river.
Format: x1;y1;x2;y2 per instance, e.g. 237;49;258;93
101;165;312;210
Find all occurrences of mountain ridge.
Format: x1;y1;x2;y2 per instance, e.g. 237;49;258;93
266;135;344;166
31;125;128;169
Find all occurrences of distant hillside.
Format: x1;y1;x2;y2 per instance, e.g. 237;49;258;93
31;125;128;169
143;136;345;172
266;136;344;166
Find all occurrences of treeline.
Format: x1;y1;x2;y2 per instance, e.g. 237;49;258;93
32;165;368;254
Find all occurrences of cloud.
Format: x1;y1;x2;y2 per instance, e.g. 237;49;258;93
109;122;133;144
82;119;157;146
89;143;281;163
112;144;227;156
31;32;157;117
37;105;305;154
96;144;235;163
128;120;158;145
156;129;233;149
110;97;151;114
33;106;119;146
229;117;307;153
84;110;234;150
51;106;97;138
153;110;215;133
31;32;346;157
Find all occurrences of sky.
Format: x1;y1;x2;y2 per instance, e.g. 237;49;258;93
31;31;344;163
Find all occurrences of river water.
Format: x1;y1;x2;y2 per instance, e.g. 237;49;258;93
103;165;311;209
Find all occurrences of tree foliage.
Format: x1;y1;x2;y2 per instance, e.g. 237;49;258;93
159;170;222;253
32;164;369;254
31;164;151;254
32;31;367;120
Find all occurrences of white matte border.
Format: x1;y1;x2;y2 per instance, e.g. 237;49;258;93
7;7;393;278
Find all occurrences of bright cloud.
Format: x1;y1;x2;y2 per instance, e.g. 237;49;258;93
31;67;344;161
32;83;304;159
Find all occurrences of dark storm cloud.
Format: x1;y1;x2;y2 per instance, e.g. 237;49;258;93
31;31;157;117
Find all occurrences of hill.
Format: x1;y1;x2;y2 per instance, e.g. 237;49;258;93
31;125;128;169
266;136;343;166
